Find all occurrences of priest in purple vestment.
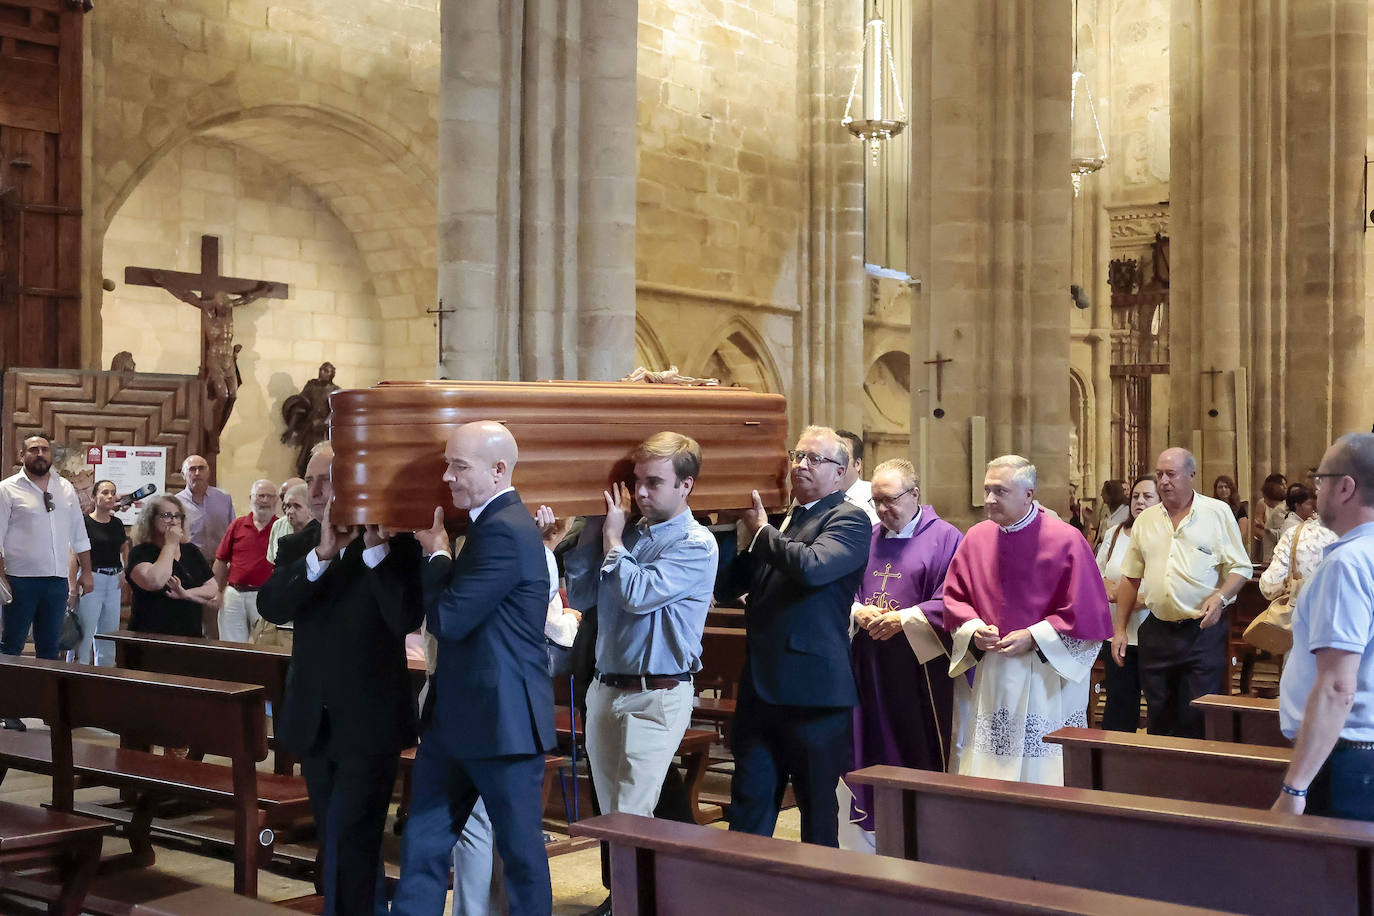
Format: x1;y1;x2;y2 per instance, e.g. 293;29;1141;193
943;455;1112;785
846;459;962;840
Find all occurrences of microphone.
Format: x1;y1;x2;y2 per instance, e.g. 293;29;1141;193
116;483;157;509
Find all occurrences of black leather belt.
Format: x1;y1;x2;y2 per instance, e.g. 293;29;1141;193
1335;738;1374;751
93;567;121;575
228;583;261;593
596;672;691;691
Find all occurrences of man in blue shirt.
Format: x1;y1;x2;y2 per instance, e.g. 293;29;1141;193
1275;432;1374;820
584;432;718;837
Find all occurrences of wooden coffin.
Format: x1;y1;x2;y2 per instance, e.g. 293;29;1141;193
328;380;789;527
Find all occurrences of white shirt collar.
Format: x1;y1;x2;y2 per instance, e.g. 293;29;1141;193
468;486;515;522
999;502;1040;533
882;506;923;539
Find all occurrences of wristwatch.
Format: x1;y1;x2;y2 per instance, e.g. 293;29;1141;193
1218;592;1236;608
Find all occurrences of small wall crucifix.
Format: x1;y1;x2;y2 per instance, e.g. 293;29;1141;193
924;351;954;403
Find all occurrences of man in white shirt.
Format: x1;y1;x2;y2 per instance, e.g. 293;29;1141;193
0;434;94;729
837;429;879;524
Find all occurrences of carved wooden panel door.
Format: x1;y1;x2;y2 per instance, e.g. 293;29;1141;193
0;0;85;372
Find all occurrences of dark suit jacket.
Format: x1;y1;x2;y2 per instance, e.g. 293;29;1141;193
258;520;424;757
423;490;553;759
716;490;871;707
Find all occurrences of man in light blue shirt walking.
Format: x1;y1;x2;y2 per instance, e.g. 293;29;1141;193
1276;432;1374;820
584;431;718;887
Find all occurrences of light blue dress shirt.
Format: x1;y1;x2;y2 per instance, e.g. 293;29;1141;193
1280;520;1374;740
595;510;719;676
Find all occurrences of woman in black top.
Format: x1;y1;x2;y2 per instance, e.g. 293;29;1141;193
126;496;218;637
73;480;129;664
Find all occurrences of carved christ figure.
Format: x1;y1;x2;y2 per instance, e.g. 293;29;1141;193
153;272;271;405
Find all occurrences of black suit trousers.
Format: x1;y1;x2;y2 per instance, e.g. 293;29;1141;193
727;680;852;847
302;741;398;916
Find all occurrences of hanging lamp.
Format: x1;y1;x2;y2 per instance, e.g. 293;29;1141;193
842;1;907;165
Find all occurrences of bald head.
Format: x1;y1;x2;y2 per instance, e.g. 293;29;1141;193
443;421;519;510
1155;447;1197;510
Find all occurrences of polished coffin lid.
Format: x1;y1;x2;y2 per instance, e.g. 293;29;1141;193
329;379;790;527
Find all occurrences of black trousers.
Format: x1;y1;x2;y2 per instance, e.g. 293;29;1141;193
1099;643;1142;732
1308;745;1374;822
302;747;398;916
1137;613;1229;739
728;682;852;847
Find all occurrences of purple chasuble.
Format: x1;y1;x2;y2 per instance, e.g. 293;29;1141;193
848;507;963;831
943;509;1112;640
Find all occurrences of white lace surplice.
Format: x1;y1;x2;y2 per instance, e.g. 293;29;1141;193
948;618;1100;785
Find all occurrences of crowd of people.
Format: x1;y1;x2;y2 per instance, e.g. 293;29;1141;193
1;423;1373;915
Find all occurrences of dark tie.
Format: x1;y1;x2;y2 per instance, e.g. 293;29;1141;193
784;504;808;534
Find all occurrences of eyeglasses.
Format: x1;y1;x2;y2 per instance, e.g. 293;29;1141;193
42;492;53;513
869;488;914;509
1311;472;1356;491
155;511;183;521
788;450;843;468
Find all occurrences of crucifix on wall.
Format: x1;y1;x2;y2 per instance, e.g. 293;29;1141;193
124;235;289;448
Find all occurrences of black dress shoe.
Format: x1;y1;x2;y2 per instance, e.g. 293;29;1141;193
581;895;611;916
2;718;25;731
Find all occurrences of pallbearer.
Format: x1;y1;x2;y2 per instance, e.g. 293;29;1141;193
845;459;962;848
943;455;1112;785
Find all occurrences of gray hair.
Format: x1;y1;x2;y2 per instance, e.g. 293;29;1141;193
799;425;850;467
873;458;919;492
311;440;334;460
282;483;308;506
987;454;1037;490
250;478;276;497
1331;433;1374;508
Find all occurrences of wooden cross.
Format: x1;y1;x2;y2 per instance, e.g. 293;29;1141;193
923;352;954;402
125;235;289;303
426;298;456;363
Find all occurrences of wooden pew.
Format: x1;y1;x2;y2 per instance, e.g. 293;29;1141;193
1044;727;1288;808
848;765;1374;915
0;801;111;916
696;626;746;700
571;813;1228;916
0;656;312;898
1192;694;1287;747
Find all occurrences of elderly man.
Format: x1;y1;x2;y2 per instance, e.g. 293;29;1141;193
1274;433;1374;820
213;479;278;642
258;442;423;916
943;455;1112;785
1115;447;1252;738
836;429;879;523
175;454;234;559
845;458;962;846
716;424;871;846
393;421;554;916
0;435;93;730
266;476;305;563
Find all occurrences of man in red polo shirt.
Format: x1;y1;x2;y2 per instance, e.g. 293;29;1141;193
213;479;278;642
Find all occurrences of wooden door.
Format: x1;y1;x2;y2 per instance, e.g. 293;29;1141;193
0;0;85;372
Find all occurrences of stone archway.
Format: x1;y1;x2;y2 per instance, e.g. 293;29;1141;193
691;318;783;394
863;350;912;468
634;318;672;373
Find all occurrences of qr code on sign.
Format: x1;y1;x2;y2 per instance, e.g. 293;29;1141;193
140;460;156;476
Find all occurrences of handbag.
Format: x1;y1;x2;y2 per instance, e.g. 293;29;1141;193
1244;520;1305;655
58;607;83;652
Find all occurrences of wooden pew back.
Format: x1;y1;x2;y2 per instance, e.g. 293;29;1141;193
848;765;1374;916
1045;726;1288;808
1192;694;1287;747
571;813;1228;916
106;632;291;711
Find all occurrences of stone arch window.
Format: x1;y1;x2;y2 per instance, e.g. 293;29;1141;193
633;318;671;372
863;350;911;431
695;321;781;393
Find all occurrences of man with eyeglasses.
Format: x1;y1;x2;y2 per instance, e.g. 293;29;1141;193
1274;434;1374;820
0;434;94;728
1115;447;1252;738
716;424;871;846
843;458;962;850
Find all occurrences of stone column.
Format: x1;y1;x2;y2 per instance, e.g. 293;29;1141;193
1171;0;1366;485
798;0;866;433
908;0;1073;529
437;0;637;381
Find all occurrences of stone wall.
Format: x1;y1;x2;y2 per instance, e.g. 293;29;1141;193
1107;0;1170;204
99;138;416;498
